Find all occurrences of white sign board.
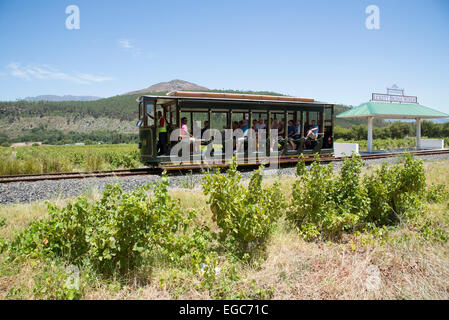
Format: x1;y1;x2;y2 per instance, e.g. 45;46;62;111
372;93;418;104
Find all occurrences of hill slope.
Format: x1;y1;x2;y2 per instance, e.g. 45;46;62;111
124;79;208;95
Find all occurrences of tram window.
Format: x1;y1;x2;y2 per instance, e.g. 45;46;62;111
232;113;245;129
212;112;227;129
253;112;268;129
167;105;176;130
324;107;332;122
192;112;208;137
156;104;163;118
145;101;154;114
145;101;155;127
270;113;283;129
308;111;318;123
271;113;283;121
305;112;319;132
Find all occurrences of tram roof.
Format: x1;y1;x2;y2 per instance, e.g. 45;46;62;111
137;91;331;108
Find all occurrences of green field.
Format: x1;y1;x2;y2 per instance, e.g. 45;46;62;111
0;144;141;175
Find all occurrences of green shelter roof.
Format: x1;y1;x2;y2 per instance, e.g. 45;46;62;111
337;101;449;119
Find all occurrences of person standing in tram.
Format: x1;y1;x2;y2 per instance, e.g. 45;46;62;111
157;111;169;156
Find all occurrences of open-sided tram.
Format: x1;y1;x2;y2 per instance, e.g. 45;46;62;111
137;91;335;167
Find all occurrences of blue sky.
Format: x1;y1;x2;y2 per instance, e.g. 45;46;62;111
0;0;448;113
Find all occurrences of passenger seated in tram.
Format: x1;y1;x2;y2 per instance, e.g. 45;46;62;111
306;120;319;140
180;117;193;142
252;119;258;131
278;119;285;139
269;118;279;152
235;120;249;153
179;117;199;153
293;120;301;139
201;121;209;136
271;118;279;130
255;118;266;151
256;118;265;130
287;120;297;150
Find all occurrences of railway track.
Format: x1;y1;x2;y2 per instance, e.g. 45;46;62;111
1;149;448;184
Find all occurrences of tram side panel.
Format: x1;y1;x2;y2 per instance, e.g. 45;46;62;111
139;127;155;165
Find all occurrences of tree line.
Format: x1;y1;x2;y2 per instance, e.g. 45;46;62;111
334;120;449;140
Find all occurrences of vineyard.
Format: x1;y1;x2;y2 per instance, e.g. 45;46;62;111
0;155;448;299
335;138;417;151
0;144;141;175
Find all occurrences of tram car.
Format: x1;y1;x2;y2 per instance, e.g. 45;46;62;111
136;91;335;167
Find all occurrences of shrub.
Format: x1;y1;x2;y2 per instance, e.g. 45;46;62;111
289;153;428;240
363;153;425;225
288;154;370;240
202;158;285;257
11;174;195;275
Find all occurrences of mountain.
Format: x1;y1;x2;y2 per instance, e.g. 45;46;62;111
124;79;209;95
23;95;102;102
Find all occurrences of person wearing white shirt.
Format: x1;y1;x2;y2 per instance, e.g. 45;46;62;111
255;118;266;130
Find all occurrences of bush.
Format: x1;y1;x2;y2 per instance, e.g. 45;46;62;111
363;154;425;225
288;154;370;240
202;158;285;258
288;153;427;240
11;174;195;275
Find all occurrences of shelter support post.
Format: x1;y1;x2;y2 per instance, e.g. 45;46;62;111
367;116;374;153
416;118;422;150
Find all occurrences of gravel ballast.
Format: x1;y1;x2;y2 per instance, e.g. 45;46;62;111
1;153;449;205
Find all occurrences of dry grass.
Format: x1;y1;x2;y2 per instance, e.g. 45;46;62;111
1;160;448;300
243;227;449;299
0;202;48;241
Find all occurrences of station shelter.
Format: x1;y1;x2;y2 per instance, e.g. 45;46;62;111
337;88;449;153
